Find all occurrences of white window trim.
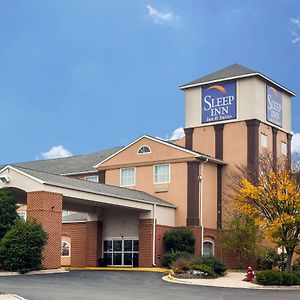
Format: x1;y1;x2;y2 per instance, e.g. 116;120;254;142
120;167;136;187
137;145;152;155
281;142;287;156
84;175;99;183
17;211;27;221
260;132;268;148
203;240;215;256
153;164;171;184
61;241;71;257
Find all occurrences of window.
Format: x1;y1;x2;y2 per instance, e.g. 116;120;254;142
61;241;70;257
17;211;26;220
84;175;98;183
120;167;135;186
154;164;170;184
281;142;287;156
261;133;268;148
203;240;214;257
138;145;151;154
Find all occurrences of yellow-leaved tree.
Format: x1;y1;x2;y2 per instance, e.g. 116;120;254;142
234;167;300;271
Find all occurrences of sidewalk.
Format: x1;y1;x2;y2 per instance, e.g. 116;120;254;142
163;272;300;290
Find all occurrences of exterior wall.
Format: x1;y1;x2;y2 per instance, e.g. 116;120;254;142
27;191;63;269
86;221;101;267
62;222;87;267
105;162;188;226
61;236;71;266
202;163;218;229
259;122;273;154
139;219;154;267
192;126;215;157
156;206;175;226
184;76;292;134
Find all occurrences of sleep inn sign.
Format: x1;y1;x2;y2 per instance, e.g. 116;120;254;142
202;81;237;123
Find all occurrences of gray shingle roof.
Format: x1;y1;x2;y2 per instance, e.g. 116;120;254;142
1;147;123;175
62;212;87;223
180;64;256;88
12;166;176;208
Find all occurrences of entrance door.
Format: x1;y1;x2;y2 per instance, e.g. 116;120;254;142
103;238;139;267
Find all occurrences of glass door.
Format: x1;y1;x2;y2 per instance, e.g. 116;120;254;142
103;238;139;267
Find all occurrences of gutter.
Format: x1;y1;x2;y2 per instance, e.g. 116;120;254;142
153;203;157;267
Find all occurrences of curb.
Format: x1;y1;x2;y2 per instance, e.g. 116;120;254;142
69;267;171;273
0;268;68;277
162;274;300;290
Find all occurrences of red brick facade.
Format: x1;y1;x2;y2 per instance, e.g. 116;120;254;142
27;191;62;269
138;219;154;267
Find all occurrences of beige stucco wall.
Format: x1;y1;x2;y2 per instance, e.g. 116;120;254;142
102;207;139;239
105;162;187;226
192;126;215;157
202;162;217;229
184;76;292;133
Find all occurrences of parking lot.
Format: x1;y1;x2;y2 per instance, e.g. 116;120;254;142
0;271;299;300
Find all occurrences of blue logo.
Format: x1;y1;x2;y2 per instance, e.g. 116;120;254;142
202;81;237;124
266;85;282;127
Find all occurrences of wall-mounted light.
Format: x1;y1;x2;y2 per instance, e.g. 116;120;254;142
0;176;10;183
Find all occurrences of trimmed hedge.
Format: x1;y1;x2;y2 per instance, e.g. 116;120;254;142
256;270;300;286
194;256;227;276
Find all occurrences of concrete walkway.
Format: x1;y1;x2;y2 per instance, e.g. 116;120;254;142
0;268;68;277
163;272;300;290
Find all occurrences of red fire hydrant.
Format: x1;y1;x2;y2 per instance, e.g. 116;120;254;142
246;266;254;281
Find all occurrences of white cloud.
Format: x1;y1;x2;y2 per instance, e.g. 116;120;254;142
168;127;185;140
146;5;178;24
291;31;300;44
292;133;300;153
41;145;73;160
290;17;300;27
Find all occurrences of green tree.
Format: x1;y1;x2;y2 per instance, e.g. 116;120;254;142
222;213;260;268
0;219;48;273
0;188;19;240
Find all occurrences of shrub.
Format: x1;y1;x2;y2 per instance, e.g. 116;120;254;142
193;256;227;276
282;272;300;286
192;264;215;277
161;251;191;268
256;270;283;285
172;257;193;274
292;257;300;272
0;219;48;273
163;228;195;254
257;247;281;270
0;188;19;240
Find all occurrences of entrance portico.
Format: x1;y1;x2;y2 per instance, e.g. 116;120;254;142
0;165;176;269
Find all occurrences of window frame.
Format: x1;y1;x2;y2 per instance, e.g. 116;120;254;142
260;133;268;148
61;241;71;257
153;164;170;184
137;145;152;155
120;167;136;187
281;142;287;156
84;175;99;183
202;240;214;257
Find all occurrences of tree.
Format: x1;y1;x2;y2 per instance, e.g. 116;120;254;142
0;219;48;273
234;168;300;271
222;213;260;268
0;188;19;240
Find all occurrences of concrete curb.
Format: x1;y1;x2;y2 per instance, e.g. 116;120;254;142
162;273;300;290
69;267;171;273
0;294;27;300
0;268;68;277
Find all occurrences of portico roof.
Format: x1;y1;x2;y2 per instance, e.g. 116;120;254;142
0;165;175;209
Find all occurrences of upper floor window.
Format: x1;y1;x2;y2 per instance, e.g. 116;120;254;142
281;142;287;156
120;167;136;186
154;164;170;184
260;133;268;148
17;211;27;221
84;175;98;183
138;145;151;154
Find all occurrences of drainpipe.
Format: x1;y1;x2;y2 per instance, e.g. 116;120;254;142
152;204;157;267
199;158;209;256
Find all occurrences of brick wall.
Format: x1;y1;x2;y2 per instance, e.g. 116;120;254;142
27;191;62;269
86;221;102;267
139;219;154;267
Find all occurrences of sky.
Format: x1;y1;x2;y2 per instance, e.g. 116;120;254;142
0;0;300;163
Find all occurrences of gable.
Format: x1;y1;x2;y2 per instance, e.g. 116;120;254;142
97;136;197;169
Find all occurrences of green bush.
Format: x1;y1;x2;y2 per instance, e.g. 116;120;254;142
257;247;287;271
172;257;193;274
161;251;192;268
256;270;300;286
0;219;48;273
292;257;300;272
192;264;215;277
193;256;227;276
163;228;195;254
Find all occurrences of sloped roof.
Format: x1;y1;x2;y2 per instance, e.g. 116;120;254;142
6;165;175;208
62;212;87;223
0;147;123;175
180;64;296;96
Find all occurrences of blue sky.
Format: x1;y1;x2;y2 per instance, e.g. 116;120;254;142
0;0;299;163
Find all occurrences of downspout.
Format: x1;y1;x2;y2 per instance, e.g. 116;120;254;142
152;203;157;267
199;158;209;256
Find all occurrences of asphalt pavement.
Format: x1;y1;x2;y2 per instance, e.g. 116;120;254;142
0;271;299;300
